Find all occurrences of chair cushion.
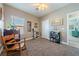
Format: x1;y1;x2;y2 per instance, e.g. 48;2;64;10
7;44;15;48
5;38;14;43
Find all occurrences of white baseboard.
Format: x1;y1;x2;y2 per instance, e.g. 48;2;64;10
25;37;33;40
61;41;68;45
59;41;79;49
68;42;79;49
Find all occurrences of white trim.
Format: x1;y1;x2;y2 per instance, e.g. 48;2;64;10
61;41;68;45
25;37;33;40
61;41;79;49
68;41;79;49
67;10;79;48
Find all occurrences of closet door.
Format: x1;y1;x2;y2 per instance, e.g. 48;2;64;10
42;19;50;40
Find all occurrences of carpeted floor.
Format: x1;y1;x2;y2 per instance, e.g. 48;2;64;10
1;38;79;56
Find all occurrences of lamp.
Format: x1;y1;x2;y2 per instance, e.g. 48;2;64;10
33;3;48;11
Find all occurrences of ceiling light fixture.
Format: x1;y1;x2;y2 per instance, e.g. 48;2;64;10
33;3;48;11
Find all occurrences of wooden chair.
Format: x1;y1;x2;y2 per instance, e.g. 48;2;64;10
1;34;28;56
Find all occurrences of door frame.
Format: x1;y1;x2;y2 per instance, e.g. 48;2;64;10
67;10;79;48
41;19;50;39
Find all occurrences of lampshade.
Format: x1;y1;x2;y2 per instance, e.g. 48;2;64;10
33;3;48;11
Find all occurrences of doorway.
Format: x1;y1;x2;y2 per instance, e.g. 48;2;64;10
42;19;50;40
67;11;79;48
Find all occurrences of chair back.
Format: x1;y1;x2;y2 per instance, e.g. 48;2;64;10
1;34;15;50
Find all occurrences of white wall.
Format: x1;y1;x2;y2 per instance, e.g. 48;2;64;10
41;3;79;42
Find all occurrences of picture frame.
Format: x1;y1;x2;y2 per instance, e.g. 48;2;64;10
27;21;31;32
54;17;63;25
50;17;63;26
34;23;38;28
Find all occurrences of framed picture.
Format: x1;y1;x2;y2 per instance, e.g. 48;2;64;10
50;17;63;26
27;21;31;32
54;18;63;25
34;23;38;28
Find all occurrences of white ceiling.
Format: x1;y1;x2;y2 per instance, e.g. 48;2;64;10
6;3;69;17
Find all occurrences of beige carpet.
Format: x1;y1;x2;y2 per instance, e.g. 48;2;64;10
1;38;79;56
27;38;79;56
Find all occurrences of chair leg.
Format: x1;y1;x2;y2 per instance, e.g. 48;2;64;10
24;39;28;55
6;52;8;56
24;44;28;55
5;50;8;56
20;50;21;56
19;43;22;56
